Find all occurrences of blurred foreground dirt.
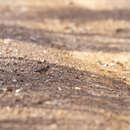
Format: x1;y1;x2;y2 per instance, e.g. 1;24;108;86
0;0;130;130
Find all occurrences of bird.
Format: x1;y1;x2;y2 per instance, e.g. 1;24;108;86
35;65;50;74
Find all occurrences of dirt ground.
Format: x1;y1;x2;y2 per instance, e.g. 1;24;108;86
0;0;130;129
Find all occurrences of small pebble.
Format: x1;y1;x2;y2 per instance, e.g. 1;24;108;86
12;79;17;83
15;88;23;97
74;87;81;90
0;88;8;93
58;87;62;91
3;39;12;44
122;76;126;80
108;63;115;67
15;88;23;93
98;61;108;67
30;36;37;41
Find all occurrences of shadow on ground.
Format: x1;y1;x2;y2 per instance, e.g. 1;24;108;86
1;6;130;22
1;4;130;52
31;7;130;22
0;57;130;114
0;118;57;129
0;24;130;53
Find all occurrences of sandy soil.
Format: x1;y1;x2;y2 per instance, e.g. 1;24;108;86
0;0;130;129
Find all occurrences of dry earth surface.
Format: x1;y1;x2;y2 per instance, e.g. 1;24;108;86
0;0;130;130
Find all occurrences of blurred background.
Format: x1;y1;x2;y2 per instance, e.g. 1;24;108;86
73;0;130;10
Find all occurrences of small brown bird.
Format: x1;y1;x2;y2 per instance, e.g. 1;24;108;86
35;65;50;74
